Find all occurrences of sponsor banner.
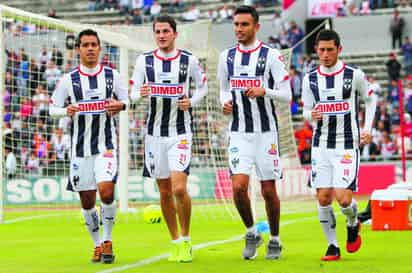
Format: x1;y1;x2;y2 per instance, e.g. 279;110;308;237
150;83;185;98
315;100;350;115
78;99;108;114
283;0;296;10
4;171;216;205
308;0;343;18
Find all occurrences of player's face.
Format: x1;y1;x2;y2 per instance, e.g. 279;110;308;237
154;22;177;52
316;40;341;68
233;13;260;45
77;35;101;68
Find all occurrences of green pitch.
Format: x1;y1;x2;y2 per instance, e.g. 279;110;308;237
0;201;410;273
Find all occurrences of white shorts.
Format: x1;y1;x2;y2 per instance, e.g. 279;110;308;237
228;132;282;181
68;150;118;192
310;147;360;191
143;134;191;179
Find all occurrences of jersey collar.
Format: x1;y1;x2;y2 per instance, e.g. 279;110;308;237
154;48;181;61
237;40;263;54
78;64;103;77
318;60;345;76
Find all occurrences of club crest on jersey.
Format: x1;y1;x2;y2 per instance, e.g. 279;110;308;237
314;100;350;115
340;154;352;164
78;99;108;114
343;78;352;90
257;56;266;70
268;144;277;155
177;139;189;150
179;63;188;76
150;83;184;98
230;76;262;92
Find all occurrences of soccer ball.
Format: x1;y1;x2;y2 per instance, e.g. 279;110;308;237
143;205;162;224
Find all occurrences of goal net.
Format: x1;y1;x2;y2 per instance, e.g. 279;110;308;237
0;4;308;224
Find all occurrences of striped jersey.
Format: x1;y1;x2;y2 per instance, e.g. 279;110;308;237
50;64;128;157
301;61;373;149
131;49;207;137
218;40;289;133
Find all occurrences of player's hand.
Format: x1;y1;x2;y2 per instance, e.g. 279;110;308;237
311;108;323;121
223;100;233;115
360;131;372;145
245;87;266;99
140;84;151;97
177;96;191;111
105;99;125;116
66;105;79;117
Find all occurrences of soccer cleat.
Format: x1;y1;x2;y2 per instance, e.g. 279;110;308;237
101;241;115;264
168;243;180;262
91;246;102;263
321;244;341;261
347;222;362;253
178;240;193;263
266;239;282;260
243;232;263;260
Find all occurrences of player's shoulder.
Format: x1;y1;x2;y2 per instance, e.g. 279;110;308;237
345;63;366;79
143;50;155;56
220;44;237;56
179;49;193;56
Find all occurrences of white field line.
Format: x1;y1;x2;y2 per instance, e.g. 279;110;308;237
3;213;74;224
96;215;317;273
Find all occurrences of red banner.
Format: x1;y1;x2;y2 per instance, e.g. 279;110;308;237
283;0;296;10
357;164;396;194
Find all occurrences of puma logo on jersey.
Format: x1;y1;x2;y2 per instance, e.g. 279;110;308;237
78;99;108;114
230;76;262;91
150;83;184;98
315;101;350;115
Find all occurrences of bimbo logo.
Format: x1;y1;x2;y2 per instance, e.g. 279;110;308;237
315;101;350;115
78;99;108;114
150;83;184;98
230;77;262;91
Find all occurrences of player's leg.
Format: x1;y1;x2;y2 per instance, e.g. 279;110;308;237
255;132;282;259
95;151;118;264
229;133;261;259
70;156;102;262
312;147;340;261
168;135;192;262
333;149;361;253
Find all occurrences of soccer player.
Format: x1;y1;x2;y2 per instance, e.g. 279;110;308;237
217;6;291;260
49;29;128;263
130;15;207;263
301;29;377;261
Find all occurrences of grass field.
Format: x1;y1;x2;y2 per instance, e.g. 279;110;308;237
1;200;411;273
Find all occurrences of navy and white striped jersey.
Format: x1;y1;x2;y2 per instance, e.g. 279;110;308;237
302;61;376;149
50;64;128;157
218;40;290;133
131;49;207;137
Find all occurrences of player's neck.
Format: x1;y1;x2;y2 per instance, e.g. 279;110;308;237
79;63;101;74
157;47;177;57
320;60;343;74
239;38;260;50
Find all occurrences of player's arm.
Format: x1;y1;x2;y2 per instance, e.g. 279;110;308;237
49;75;79;117
357;69;378;145
130;55;149;102
105;70;129;116
177;55;208;111
301;74;321;121
217;50;232;115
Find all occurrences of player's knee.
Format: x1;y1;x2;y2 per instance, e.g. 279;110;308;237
318;196;332;206
100;190;114;204
232;184;248;197
172;186;187;199
261;188;277;201
81;199;95;210
338;199;351;208
159;188;173;200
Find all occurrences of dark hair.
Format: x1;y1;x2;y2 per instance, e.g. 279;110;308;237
76;29;100;47
153;15;177;33
315;29;341;47
234;5;259;23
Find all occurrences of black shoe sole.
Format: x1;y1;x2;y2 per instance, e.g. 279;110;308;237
102;254;115;264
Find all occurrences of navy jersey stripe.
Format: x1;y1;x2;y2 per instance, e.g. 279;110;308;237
241;53;250;65
327;95;337;149
160;98;171;136
91;114;100;154
162;60;171;73
326;75;334;89
257;97;270;132
176;53;189;134
148;97;156;135
88;76;98;89
255;46;269;76
104;69;114;150
241;92;253;132
343;68;354;149
71;71;84;157
309;72;321;147
231;92;239;131
226;48;236;79
145;55;155;82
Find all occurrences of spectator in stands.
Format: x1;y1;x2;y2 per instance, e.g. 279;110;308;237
47;8;59;19
20;97;33;120
132;0;143;10
143;0;153;15
101;53;116;69
26;151;40;173
380;131;397;159
401;36;412;76
5;146;17;179
32;83;49;117
219;4;234;22
181;4;200;22
361;120;380;160
294;120;313;164
386;52;401;82
5;70;17;95
289;66;302;103
88;0;98;11
398;0;408;9
64;59;74;73
38;45;49;73
207;9;219;23
271;11;284;35
51;45;64;69
149;0;161;21
132;8;143;24
287;21;304;69
376;103;391;132
389;9;405;49
368;75;382;98
103;0;118;11
119;0;131;14
405;81;412;116
388;79;400;105
19;54;29;97
301;55;316;75
44;60;62;93
360;0;371;15
29;58;41;91
168;0;185;14
390;106;401;126
51;127;70;161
